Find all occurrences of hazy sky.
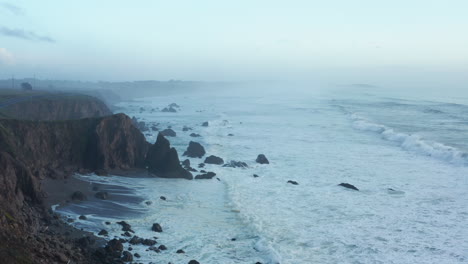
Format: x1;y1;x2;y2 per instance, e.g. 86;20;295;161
0;0;467;83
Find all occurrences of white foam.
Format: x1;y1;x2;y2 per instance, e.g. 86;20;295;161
351;113;468;165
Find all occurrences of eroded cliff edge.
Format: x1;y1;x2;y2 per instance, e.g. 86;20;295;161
0;100;190;263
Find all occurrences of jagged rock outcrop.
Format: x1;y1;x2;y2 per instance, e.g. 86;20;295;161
0;112;191;263
146;133;193;180
256;154;269;164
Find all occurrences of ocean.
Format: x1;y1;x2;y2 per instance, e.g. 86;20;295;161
56;86;468;264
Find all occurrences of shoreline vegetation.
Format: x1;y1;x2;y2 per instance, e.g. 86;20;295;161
0;88;198;263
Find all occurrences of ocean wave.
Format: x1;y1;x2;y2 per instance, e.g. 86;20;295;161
350;113;468;165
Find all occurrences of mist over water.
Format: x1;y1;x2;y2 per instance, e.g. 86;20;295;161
54;83;468;264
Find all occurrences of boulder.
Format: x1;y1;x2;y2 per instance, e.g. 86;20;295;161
204;155;224;165
160;196;167;200
287;180;299;185
189;260;200;264
122;251;133;262
182;159;190;167
183;141;206;158
95;191;109;200
134;253;141;258
169;103;180;108
158;245;167;250
161;128;176;137
117;221;134;232
253;174;259;178
228;133;234;136
98;229;108;236
71;191;86;201
256;154;269;164
152;223;163;232
79;215;87;220
161;106;177;113
176;249;185;254
146;133;193;179
338;183;359;191
190;133;201;137
198;163;205;168
195;172;216;179
202;121;209;127
223;160;248;168
182;126;192;131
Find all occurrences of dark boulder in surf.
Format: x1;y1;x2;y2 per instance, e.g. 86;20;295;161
117;221;134;232
161;106;177;112
146;133;193;179
253;174;259;178
161;128;176;137
121;251;133;262
195;172;216;179
176;249;185;254
204;155;224;165
79;215;87;220
95;191;109;200
190;133;201;137
189;260;200;264
182;159;190;168
160;196;167;200
338;183;359;191
256;154;269;164
183;126;192;131
98;229;108;236
152;223;163;232
198;163;205;168
71;191;87;201
287;180;299;185
223;160;248;168
202;121;209;127
183;141;206;158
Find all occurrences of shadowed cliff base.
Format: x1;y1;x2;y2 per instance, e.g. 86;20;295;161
0;93;190;263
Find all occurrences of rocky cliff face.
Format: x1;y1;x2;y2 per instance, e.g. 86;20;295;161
0;113;189;263
0;94;112;121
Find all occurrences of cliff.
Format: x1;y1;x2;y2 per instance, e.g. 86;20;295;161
0;91;112;121
0;113;190;263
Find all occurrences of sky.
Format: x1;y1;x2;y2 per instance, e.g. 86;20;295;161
0;0;467;85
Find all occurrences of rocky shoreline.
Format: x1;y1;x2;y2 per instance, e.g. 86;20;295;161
0;94;193;263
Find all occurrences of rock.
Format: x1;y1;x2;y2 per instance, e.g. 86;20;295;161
190;133;201;137
198;163;205;168
152;223;163;232
95;168;108;176
182;126;192;131
128;247;133;251
146;133;193;179
129;236;142;245
176;249;185;254
123;231;132;237
98;229;108;236
161;128;176;137
204;155;224;165
142;238;157;246
338;183;359;191
228;133;234;136
253;174;259;178
169;103;180;108
151;125;159;131
223;160;248;168
122;251;133;262
256;154;269;164
231;238;237;241
188;260;200;264
200;170;206;173
79;215;87;220
158;245;167;250
183;141;206;158
105;221;111;225
182;159;191;168
106;238;123;254
95;191;109;200
202;121;209;127
117;221;134;232
161;106;177;112
287;180;299;185
134;253;141;258
195;172;216;179
71;191;87;201
145;201;152;205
